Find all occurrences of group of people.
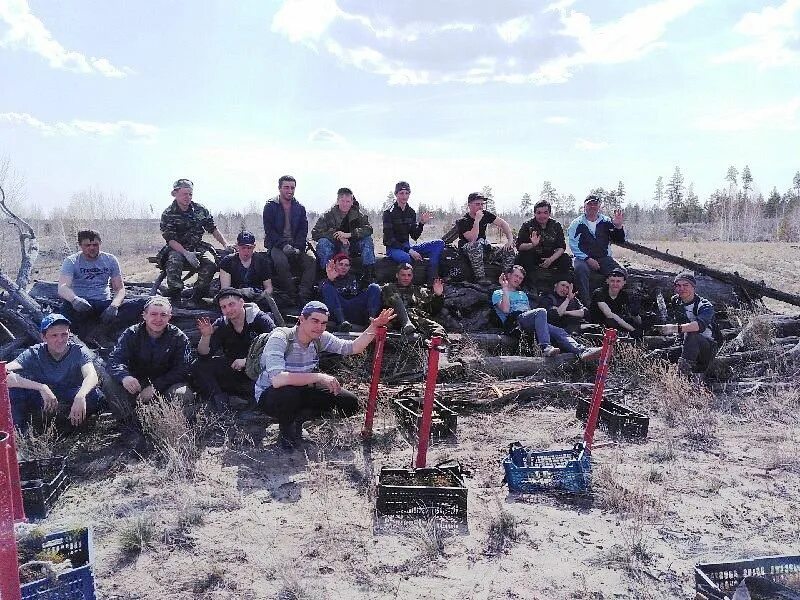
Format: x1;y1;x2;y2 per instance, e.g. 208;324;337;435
4;175;720;451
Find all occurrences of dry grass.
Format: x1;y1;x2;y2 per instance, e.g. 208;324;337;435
117;514;155;554
485;506;522;555
136;393;205;478
15;420;59;461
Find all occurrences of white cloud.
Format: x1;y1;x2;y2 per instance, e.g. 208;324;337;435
271;0;700;85
308;128;347;145
712;0;800;68
0;112;158;139
544;116;572;124
0;0;130;76
695;97;800;131
575;138;609;150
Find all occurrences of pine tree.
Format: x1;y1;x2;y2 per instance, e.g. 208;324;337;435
519;193;533;217
764;187;781;218
666;166;686;223
742;165;753;193
725;166;738;188
383;191;395;211
539;181;558;205
685;182;702;222
652;176;664;208
481;185;496;213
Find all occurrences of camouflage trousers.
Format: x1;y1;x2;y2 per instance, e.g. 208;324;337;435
408;309;448;342
164;249;218;297
461;239;516;280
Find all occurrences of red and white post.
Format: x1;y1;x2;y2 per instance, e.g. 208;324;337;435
415;336;443;469
583;328;618;452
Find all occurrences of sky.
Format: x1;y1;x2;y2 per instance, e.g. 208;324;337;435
1;0;799;216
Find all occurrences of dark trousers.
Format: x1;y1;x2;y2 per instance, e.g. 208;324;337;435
61;297;147;337
10;385;104;433
257;385;359;425
320;282;382;326
516;252;572;290
682;332;718;372
191;357;254;401
270;247;316;300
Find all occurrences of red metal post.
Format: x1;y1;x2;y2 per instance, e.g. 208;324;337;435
0;362;24;522
415;336;443;469
0;430;23;600
583;328;618;452
361;326;388;439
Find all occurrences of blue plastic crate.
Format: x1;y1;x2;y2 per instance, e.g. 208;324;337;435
20;528;96;600
503;442;591;494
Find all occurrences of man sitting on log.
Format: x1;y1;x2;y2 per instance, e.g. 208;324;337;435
262;175;317;307
454;192;516;285
539;276;588;335
381;262;448;341
568;194;625;305
193;288;275;411
319;253;382;332
218;230;285;326
516;200;573;289
383;181;444;286
311;187;376;281
493;265;601;360
589;267;643;339
159;178;232;303
58;229;145;337
254;301;395;449
107;296;195;442
7;314;104;433
659;272;721;379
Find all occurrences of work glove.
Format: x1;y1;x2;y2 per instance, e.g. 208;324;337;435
182;250;201;269
282;244;298;256
71;296;93;313
101;304;118;324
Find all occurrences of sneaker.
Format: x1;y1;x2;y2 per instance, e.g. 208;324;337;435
338;321;353;333
579;347;603;361
541;345;561;358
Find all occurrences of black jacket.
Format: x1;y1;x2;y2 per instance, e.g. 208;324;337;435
109;323;193;392
382;202;423;249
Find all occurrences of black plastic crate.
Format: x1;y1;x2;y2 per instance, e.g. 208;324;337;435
19;527;96;600
503;442;591;494
576;397;649;439
376;462;467;520
19;456;69;520
695;555;800;599
392;396;457;439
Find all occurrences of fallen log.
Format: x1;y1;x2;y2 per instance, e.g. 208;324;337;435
618;240;800;307
455;353;578;379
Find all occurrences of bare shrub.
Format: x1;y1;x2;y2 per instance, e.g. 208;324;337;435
277;571;314;600
593;464;661;520
725;306;776;352
15;420;59;461
486;507;522;555
647;360;718;443
610;342;653;387
648;439;676;463
136;393;203;478
191;565;226;593
413;516;449;558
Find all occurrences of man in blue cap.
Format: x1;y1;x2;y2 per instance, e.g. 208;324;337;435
6;314;104;432
254;300;395;449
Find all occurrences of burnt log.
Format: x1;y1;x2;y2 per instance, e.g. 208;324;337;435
451;353;578;379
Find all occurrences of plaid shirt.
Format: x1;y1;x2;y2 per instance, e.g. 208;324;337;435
382;202;423;249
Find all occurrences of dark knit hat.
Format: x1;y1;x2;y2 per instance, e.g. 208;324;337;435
395;181;411;193
674;272;697;287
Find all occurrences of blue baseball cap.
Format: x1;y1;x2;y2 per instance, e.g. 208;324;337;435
40;313;71;332
237;231;256;246
300;301;329;318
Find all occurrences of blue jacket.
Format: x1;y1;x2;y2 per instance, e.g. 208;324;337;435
567;213;625;260
262;197;309;250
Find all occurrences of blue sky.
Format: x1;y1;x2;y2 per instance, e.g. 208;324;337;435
1;0;799;215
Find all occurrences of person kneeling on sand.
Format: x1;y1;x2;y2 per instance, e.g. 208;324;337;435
255;301;395;450
492;265;602;361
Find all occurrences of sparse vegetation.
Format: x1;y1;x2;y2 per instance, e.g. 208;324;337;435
486;506;522;555
136;393;204;478
118;514;155;554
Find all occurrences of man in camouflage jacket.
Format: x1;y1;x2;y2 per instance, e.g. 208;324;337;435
159;179;231;301
381;263;447;341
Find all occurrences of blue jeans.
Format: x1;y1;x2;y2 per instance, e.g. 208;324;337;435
316;236;376;269
320;282;382;326
386;240;445;281
10;385;104;433
62;297;147;336
573;255;623;306
517;308;587;355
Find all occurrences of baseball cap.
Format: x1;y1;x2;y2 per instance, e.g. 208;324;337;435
214;288;246;304
300;301;330;318
584;194;601;204
40;313;71;333
395;181;411;193
608;267;628;278
467;192;487;203
236;231;256;246
674;272;697;287
173;178;194;191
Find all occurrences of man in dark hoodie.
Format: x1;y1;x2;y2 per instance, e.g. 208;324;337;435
262;175;316;305
107;296;194;441
382;181;444;285
539;276;588;335
311;187;376;280
319;253;382;332
567;194;625;305
193;288;276;411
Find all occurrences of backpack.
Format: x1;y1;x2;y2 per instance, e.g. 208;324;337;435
244;327;324;381
692;296;724;345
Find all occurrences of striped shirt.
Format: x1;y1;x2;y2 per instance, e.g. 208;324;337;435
254;326;354;398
